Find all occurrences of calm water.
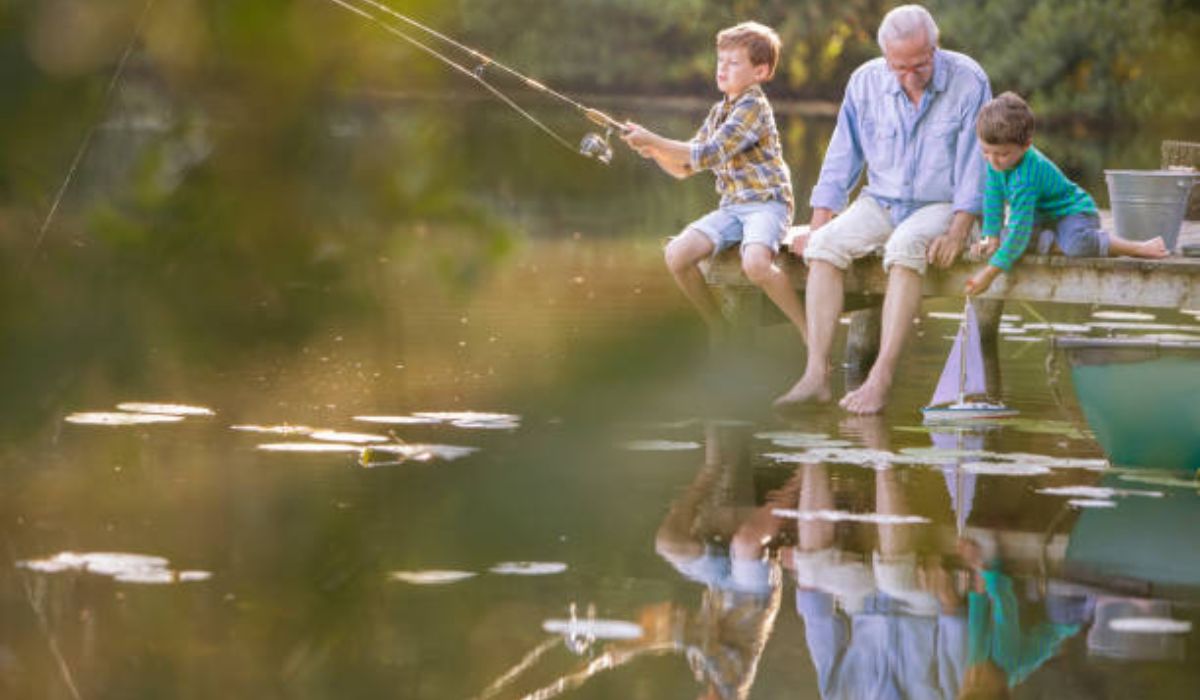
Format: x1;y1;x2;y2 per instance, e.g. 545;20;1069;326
2;99;1199;699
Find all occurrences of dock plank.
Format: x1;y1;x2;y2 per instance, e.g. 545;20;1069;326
705;216;1200;310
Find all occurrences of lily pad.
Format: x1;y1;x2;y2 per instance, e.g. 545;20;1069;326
353;415;442;425
230;424;314;435
256;442;362;453
116;402;214;416
543;618;644;640
961;461;1051;476
360;444;478;465
490;561;568;576
620;440;702;451
16;552;209;585
771;508;930;525
389;570;477;585
1091;310;1157;321
1108;617;1193;634
66;412;185;426
309;430;390;444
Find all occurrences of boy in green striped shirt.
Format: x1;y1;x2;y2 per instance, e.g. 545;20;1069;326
965;92;1167;295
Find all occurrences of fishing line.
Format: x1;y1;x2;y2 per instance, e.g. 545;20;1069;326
26;0;159;270
323;0;624;161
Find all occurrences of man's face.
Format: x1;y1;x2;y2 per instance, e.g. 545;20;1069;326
884;34;935;95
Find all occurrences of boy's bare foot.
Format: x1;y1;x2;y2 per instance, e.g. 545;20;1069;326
839;378;890;415
772;373;833;409
1132;236;1170;259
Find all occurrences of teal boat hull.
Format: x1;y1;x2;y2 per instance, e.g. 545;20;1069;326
1057;337;1200;470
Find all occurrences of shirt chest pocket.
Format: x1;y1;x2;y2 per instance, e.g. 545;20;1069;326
920;119;961;175
860;118;901;169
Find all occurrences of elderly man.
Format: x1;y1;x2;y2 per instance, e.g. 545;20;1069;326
776;4;991;414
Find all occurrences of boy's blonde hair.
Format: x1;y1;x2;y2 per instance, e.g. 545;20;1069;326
977;91;1035;146
716;22;782;80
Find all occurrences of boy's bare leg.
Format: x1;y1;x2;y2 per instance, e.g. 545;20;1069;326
1109;235;1169;259
840;265;922;415
773;260;842;407
740;243;807;342
664;229;724;329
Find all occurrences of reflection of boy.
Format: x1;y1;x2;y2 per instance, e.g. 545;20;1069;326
959;537;1081;694
621;22;803;342
965;92;1167;295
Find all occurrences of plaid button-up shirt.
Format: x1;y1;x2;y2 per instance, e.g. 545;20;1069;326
688;85;794;220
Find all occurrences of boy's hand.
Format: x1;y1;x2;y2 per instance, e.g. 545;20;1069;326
970;237;999;259
620;122;657;157
964;265;1000;296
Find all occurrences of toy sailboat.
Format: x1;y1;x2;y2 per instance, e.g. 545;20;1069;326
921;301;1018;423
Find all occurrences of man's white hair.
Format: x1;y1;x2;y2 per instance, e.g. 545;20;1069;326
877;4;939;51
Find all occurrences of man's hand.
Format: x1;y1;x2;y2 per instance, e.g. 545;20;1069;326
927;211;976;269
790;208;835;257
927;229;967;268
964;265;1001;296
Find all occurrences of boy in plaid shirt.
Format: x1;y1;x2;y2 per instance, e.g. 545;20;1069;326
622;22;804;342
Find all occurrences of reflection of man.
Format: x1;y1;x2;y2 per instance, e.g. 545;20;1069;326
787;417;968;698
653;423;792;700
776;4;991;414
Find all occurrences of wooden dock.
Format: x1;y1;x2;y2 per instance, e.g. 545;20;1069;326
705;214;1200;312
704;214;1200;383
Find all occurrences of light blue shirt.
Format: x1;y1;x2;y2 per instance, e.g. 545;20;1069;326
810;49;991;225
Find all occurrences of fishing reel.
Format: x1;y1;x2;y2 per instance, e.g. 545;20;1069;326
579;127;614;165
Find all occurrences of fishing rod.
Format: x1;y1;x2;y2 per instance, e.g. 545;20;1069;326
323;0;626;164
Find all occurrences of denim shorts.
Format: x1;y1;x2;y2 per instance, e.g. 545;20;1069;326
1033;212;1110;257
686;200;790;257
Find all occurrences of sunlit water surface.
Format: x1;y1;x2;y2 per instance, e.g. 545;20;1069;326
2;102;1198;699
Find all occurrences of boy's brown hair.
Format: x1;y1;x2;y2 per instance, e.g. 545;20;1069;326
716;22;782;80
977;91;1035;146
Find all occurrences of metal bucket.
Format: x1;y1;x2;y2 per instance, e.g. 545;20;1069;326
1104;169;1198;251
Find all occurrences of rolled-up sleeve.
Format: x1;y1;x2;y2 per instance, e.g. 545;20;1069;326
951;82;991;215
689;97;762;172
810;96;864;213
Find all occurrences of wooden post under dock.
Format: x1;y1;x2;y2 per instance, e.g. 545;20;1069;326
704;214;1200;395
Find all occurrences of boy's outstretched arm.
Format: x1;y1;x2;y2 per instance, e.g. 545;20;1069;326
621;122;693;179
965;264;1002;296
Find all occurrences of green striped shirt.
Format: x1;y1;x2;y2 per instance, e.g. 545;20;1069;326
983;146;1097;270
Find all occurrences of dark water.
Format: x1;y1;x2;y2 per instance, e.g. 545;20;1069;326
2;100;1199;699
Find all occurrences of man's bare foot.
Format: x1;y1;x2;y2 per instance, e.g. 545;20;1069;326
772;373;833;409
839;378;890;415
1131;236;1169;259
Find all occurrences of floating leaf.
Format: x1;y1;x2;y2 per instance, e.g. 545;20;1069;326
257;442;361;453
116;402;215;416
309;430;389;444
490;561;568;576
230;424;314;435
961;461;1051;476
66;412;185;426
359;443;478;466
1117;473;1200;490
389;570;477;585
1069;499;1118;509
1038;485;1162;499
16;552;208;585
1091;310;1157;321
353;415;441;425
1108;617;1193;634
619;440;701;451
771;509;930;524
543;618;643;640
